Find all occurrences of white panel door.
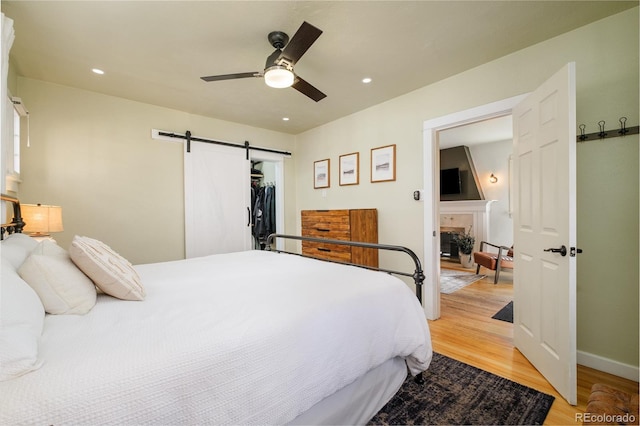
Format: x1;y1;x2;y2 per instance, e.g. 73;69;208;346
184;141;251;258
513;63;577;404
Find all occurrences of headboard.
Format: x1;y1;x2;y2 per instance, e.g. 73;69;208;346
1;193;25;240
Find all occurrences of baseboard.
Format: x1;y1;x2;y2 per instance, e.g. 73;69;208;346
578;350;639;382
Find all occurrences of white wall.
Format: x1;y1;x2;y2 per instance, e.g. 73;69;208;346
469;139;513;246
294;9;638;368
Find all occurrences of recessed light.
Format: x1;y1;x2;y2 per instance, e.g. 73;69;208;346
92;68;105;75
362;77;372;84
282;117;290;121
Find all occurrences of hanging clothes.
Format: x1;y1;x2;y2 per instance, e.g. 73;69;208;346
263;185;275;237
251;183;276;249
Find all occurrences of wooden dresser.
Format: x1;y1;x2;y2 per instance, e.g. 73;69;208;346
301;209;378;267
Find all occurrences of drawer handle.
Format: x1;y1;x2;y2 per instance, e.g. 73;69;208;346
316;228;330;232
317;247;331;252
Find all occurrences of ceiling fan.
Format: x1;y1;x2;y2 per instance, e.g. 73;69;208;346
200;21;326;102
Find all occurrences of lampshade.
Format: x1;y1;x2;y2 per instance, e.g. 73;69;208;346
264;66;294;88
22;204;64;236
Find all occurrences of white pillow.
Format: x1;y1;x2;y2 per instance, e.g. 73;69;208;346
1;233;39;269
0;258;45;381
18;240;97;315
69;236;145;301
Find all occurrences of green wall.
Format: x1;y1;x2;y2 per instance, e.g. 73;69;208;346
15;79;297;264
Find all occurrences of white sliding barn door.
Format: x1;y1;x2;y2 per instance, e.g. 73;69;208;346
184;141;251;258
512;63;577;405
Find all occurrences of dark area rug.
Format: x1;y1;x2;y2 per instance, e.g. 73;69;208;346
368;353;554;425
492;301;514;323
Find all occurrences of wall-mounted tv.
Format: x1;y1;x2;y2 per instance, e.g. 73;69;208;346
440;168;462;195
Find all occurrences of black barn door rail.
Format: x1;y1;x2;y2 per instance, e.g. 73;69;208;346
157;130;292;158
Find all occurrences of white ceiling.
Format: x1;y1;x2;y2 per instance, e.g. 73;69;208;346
2;1;636;135
438;115;513;149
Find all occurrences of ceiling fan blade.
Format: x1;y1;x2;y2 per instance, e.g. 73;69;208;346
279;21;322;65
292;76;326;102
201;72;260;82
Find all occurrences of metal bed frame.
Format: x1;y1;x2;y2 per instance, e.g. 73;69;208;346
1;194;25;240
265;233;425;305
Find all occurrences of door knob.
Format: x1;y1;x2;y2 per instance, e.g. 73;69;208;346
544;245;567;256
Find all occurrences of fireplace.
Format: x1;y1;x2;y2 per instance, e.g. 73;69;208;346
440;226;465;259
439;200;495;256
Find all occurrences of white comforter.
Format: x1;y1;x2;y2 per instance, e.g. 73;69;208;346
1;250;432;425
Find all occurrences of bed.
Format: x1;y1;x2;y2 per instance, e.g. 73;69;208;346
0;195;432;425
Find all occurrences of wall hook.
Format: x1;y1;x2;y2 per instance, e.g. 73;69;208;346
598;120;607;138
578;124;587;141
618;117;628;136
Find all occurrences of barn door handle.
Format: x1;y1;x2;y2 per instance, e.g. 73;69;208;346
544;245;567;256
247;207;251;226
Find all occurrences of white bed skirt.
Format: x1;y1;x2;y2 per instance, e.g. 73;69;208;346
290;357;407;425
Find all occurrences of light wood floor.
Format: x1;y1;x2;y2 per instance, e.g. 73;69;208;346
428;263;638;425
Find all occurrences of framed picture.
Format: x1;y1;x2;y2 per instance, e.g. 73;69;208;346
314;159;330;188
371;144;396;182
339;152;359;186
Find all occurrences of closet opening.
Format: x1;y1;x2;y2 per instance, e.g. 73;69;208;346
249;152;285;252
251;161;276;250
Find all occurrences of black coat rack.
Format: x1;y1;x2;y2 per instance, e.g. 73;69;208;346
577;117;639;142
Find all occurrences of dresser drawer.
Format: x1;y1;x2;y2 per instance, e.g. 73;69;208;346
302;242;352;263
302;210;349;229
301;209;349;221
301;227;350;240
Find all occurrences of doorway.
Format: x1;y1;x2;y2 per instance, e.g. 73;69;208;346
425;64;579;405
438;116;514;271
182;141;287;258
422;94;527;320
250;151;285;251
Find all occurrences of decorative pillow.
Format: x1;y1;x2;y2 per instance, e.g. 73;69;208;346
1;233;39;269
18;240;97;315
0;257;45;381
69;236;145;301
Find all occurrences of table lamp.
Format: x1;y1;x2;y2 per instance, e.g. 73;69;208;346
21;203;63;239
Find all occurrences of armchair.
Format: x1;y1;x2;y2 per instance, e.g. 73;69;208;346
473;241;513;284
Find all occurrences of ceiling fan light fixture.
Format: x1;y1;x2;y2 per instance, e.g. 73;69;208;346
264;66;294;88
